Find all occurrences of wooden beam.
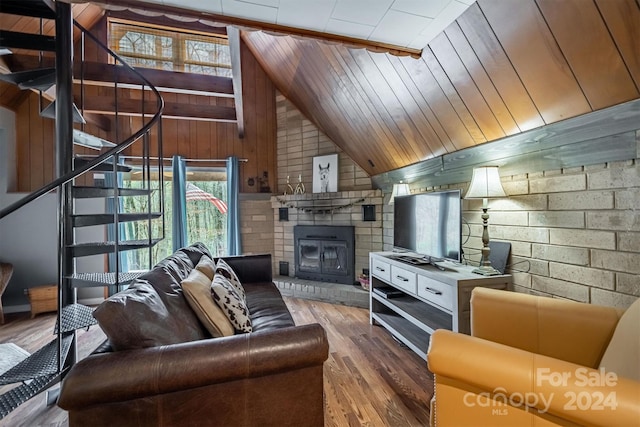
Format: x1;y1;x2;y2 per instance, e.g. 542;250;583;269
80;96;237;121
79;62;234;96
7;54;235;96
227;26;244;138
92;0;422;58
372;99;640;191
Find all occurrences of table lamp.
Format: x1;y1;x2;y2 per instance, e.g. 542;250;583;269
465;166;506;275
389;181;410;205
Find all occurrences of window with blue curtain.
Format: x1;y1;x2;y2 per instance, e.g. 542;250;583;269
119;160;230;264
172;155;188;252
226;156;241;255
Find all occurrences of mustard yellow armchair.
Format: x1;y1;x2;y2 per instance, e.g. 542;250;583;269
427;287;640;427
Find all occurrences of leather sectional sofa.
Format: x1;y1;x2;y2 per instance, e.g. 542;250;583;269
58;243;329;427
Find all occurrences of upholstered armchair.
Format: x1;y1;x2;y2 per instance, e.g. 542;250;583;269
427;287;640;427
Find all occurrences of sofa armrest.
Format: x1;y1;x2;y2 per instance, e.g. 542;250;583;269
58;323;327;409
219;253;272;284
470;287;622;367
428;329;640;427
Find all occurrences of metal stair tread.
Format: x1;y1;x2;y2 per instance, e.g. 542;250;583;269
72;186;152;198
0;0;57;19
73;158;132;172
73;129;116;150
67;271;147;288
18;73;56;91
72;212;162;227
0;335;73;386
40;100;86;124
0;374;59;420
69;239;162;257
0;68;56;90
54;303;97;333
0;30;56;52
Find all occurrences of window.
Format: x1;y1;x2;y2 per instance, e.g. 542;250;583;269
108;20;232;77
120;168;228;269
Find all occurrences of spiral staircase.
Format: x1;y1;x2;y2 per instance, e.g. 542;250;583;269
0;0;165;417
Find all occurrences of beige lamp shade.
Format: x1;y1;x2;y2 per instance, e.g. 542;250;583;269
465;166;506;199
389;182;410;205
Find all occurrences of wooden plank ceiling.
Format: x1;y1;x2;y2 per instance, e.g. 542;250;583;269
2;0;639;178
242;0;640;176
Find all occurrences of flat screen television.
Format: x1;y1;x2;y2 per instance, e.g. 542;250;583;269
393;190;462;262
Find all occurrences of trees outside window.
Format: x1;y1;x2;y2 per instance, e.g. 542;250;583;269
121;171;227;269
108;20;232;77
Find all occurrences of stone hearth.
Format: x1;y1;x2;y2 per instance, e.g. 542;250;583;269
274;276;369;308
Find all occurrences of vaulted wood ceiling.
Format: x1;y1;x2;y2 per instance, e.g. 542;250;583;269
2;0;639;178
242;0;640;176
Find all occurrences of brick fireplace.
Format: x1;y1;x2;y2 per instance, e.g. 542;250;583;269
270;96;383;306
271;190;384;283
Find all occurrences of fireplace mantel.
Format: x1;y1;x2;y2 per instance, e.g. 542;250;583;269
273;191;376;215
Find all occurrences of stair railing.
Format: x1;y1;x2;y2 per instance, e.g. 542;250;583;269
0;23;164;221
0;6;165;418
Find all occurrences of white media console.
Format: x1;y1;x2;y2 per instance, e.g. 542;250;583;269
369;251;512;360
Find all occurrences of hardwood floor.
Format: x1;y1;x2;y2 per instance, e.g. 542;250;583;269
0;298;433;426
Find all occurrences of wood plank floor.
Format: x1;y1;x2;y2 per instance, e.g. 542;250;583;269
0;297;433;427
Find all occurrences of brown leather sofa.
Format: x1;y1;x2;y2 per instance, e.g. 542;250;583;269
58;243;329;427
428;287;640;427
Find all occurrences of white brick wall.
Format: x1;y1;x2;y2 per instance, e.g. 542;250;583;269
240;197;274;256
457;161;640;309
272;92;640;309
276;93;372;194
383;158;640;310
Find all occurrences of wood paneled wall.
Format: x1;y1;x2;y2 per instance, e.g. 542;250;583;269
242;0;640;176
141;38;277;193
13;18;277;193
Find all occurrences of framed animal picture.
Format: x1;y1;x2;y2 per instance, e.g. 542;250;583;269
312;153;338;193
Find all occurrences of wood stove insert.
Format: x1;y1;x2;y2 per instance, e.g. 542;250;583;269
294;225;355;285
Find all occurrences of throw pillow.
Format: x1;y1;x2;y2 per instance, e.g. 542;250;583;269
211;273;252;333
181;269;234;337
599;297;640;381
93;282;204;351
215;258;245;300
194;255;217;281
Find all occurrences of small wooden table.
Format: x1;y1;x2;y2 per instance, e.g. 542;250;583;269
28;285;58;318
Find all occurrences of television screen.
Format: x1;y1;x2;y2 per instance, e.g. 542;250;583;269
393;190;461;262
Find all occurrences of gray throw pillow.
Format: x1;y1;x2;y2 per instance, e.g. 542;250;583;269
93;282;206;351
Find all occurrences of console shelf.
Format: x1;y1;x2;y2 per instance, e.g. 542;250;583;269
369;252;511;361
371;311;430;359
372;293;452;332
